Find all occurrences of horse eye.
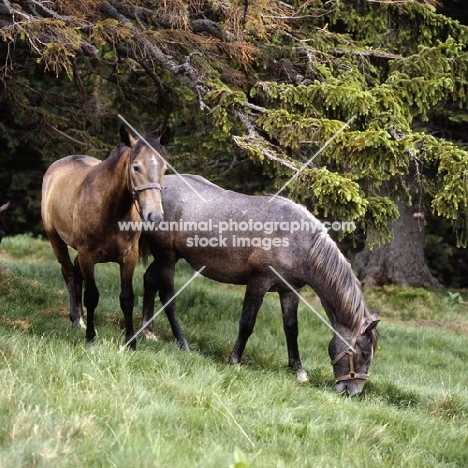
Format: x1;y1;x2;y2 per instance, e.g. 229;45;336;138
133;164;141;173
361;351;369;360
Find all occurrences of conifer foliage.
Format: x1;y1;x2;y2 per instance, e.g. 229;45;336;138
1;0;468;249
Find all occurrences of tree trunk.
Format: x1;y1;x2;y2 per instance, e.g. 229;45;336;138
353;200;442;289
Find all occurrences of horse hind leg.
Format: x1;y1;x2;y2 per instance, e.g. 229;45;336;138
78;257;99;344
72;257;85;329
279;290;309;383
46;231;84;328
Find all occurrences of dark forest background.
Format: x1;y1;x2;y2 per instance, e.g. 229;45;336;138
1;0;468;287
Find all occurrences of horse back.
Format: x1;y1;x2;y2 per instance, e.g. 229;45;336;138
150;175;315;285
41;155;101;245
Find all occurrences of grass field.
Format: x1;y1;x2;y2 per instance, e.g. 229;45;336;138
1;234;468;467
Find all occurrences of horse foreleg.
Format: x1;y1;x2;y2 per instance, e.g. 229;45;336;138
157;260;189;351
119;252;137;350
141;260;159;340
79;258;99;343
229;280;268;366
279;290;309;383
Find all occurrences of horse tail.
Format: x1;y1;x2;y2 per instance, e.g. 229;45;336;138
138;235;151;266
0;202;11;243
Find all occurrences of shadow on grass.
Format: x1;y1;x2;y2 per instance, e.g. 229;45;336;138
364;380;421;408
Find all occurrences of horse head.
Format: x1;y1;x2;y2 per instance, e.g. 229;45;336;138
328;313;379;396
121;126;170;224
0;202;10;244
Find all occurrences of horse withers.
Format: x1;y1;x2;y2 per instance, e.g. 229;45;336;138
141;175;379;396
0;202;10;244
41;127;169;349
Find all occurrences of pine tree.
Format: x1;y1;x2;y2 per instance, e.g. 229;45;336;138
1;0;467;286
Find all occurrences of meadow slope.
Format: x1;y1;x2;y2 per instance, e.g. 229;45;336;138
0;235;467;468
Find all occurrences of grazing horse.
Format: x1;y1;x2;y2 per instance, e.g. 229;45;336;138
0;202;10;244
141;175;379;396
41;127;169;349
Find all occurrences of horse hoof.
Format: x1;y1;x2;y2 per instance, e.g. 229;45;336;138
72;318;86;330
125;338;136;350
228;354;241;366
143;329;158;341
178;339;190;352
296;369;309;383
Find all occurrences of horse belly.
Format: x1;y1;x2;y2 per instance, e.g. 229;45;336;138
175;239;272;285
198;260;249;284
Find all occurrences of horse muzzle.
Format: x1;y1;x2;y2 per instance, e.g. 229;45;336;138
132;182;164;225
142;209;164;225
335;378;366;396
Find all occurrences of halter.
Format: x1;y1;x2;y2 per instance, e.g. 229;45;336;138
127;149;163;216
330;322;370;383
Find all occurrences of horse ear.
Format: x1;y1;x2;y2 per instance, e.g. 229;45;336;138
361;312;380;334
158;126;171;147
0;202;10;214
120;125;136;147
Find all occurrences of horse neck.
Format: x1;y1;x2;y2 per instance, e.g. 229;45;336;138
305;232;367;330
97;148;133;216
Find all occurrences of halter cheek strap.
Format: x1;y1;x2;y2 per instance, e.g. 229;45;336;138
127;152;163;217
330;323;370;382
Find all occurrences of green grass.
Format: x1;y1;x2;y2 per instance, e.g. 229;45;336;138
1;234;468;467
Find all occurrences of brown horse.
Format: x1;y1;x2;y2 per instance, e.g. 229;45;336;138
41;127;169;348
0;202;10;244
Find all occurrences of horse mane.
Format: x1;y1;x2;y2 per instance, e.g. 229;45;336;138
105;143;128;162
308;229;369;330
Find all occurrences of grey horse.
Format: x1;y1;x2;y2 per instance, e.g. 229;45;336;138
140;175;379;396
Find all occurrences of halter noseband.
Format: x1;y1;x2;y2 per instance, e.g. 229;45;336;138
330;323;369;383
131;181;162;195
